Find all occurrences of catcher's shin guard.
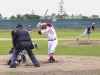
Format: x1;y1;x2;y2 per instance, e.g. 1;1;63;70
21;54;26;64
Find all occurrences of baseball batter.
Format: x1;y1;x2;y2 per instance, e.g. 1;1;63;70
37;22;58;63
76;22;95;44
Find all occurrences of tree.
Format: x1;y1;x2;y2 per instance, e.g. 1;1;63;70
81;16;89;19
23;14;30;19
10;15;16;20
0;14;3;19
16;14;22;19
51;13;56;19
4;17;7;19
71;14;75;19
91;15;99;19
58;0;66;18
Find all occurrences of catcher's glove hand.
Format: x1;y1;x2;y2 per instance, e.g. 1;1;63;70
34;44;40;50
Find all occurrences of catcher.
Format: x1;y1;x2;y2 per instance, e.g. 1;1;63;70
76;22;95;44
7;47;26;65
7;43;40;65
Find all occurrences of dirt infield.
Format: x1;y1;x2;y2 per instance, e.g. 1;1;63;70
61;41;100;45
1;55;100;75
1;38;100;75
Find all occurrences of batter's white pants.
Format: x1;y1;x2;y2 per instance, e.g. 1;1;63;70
48;39;58;54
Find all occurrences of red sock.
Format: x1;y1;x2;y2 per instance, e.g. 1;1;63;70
49;53;54;60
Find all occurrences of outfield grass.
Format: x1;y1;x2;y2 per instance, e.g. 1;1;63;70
0;40;100;56
0;29;100;38
0;29;100;56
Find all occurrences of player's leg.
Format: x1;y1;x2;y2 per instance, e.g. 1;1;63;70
10;49;20;68
87;33;90;44
77;28;87;41
17;55;22;64
7;54;12;65
50;40;58;61
47;40;58;63
20;51;26;64
47;41;52;63
22;42;40;67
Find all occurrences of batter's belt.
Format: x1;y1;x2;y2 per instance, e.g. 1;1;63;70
48;38;56;41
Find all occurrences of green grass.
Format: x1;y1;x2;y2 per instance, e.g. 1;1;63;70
0;29;100;38
0;29;100;56
0;40;100;56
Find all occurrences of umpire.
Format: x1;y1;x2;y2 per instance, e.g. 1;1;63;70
10;23;40;68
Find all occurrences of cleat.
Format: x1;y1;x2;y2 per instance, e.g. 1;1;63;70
34;63;40;67
9;64;16;68
76;38;79;41
47;59;52;63
52;58;55;62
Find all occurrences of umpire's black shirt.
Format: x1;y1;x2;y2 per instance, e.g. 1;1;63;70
11;27;31;48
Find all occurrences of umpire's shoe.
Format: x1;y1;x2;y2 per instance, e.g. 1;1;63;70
9;64;16;68
34;63;40;67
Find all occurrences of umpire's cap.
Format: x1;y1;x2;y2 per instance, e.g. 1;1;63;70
16;23;23;28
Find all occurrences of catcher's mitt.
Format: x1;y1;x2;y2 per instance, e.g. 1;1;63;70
34;44;40;50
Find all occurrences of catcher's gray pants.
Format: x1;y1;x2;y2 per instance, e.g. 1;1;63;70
77;28;90;43
11;42;39;66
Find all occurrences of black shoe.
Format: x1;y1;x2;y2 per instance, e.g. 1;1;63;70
52;58;55;62
47;59;52;63
7;60;11;65
76;38;79;41
9;64;16;68
34;64;40;67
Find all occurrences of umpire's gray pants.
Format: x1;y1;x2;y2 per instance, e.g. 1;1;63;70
11;42;39;66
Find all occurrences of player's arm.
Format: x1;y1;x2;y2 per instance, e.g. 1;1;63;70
46;23;52;27
38;29;42;35
11;30;17;47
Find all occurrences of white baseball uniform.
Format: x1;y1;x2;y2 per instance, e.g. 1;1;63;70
39;23;58;54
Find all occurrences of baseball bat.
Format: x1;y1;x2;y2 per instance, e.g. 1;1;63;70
37;9;48;29
40;9;48;22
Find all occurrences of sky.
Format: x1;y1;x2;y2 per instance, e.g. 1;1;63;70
0;0;100;18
